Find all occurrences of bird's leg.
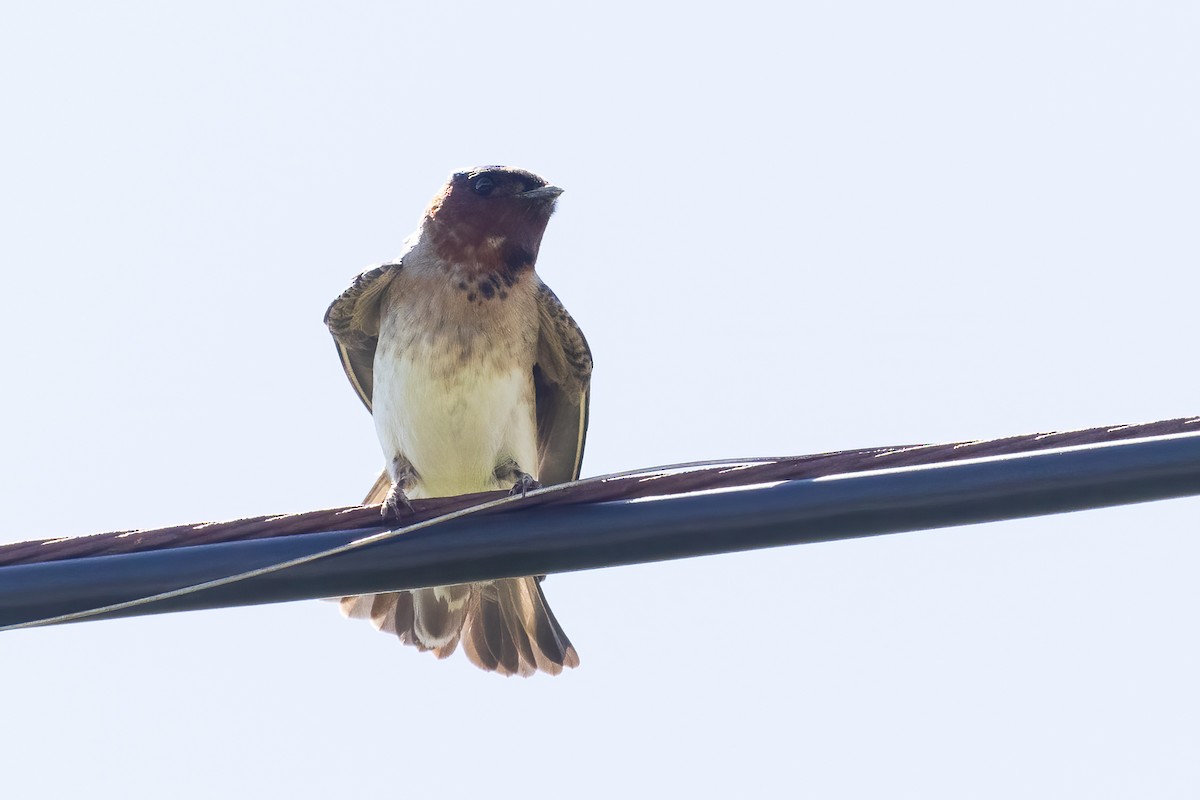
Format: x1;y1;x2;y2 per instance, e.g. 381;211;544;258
495;458;541;497
382;455;419;521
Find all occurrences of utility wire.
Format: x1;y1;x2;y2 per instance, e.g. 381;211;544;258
0;459;775;632
1;427;1198;632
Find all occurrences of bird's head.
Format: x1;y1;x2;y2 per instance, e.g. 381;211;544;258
423;166;563;283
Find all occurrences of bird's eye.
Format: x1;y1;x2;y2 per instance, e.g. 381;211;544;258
473;176;495;196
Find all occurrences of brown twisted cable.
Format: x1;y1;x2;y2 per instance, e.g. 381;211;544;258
2;416;1196;568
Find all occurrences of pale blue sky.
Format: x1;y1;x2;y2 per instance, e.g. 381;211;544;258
1;2;1198;798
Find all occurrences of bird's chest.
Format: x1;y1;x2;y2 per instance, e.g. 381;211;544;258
370;281;539;496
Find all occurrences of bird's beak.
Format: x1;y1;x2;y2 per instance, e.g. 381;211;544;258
521;185;564;201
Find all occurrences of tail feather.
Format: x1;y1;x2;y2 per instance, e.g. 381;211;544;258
478;587;515;674
344;470;576;675
340;591;411;639
494;582;534;676
362;469;391;505
412;585;470;648
497;580;539;670
387;591;413;638
461;590;500;672
519;578;580;674
341;577;577;676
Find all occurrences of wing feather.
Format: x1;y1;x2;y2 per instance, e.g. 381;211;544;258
534;281;593;485
323;263;403;412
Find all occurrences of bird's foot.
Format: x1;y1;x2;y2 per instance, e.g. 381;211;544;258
381;483;414;521
495;458;540;497
509;472;542;498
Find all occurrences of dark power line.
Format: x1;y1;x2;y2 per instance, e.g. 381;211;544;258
1;423;1198;631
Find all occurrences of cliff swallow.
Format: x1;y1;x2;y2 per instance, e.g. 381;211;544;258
324;166;592;676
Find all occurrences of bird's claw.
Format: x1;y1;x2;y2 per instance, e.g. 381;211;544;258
381;485;414;521
509;473;542;498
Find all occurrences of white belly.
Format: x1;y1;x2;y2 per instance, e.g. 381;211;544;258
372;342;539;499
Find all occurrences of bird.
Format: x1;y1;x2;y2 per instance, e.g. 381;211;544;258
324;166;592;676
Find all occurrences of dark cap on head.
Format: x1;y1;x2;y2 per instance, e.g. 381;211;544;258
436;166;562;206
